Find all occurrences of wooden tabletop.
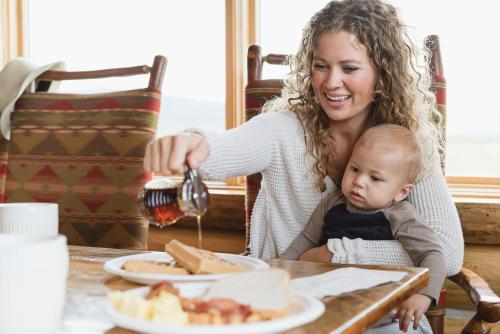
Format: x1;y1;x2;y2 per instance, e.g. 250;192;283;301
61;245;429;334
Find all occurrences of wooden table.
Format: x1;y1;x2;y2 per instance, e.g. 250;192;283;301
61;246;429;334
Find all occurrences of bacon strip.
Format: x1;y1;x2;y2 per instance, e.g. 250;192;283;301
146;281;285;324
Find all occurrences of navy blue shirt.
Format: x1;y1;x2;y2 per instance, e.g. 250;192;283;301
320;203;394;244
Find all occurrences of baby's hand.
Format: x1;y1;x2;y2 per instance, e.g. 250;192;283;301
395;293;432;332
299;245;332;263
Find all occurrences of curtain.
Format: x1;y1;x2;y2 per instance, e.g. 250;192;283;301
0;0;24;66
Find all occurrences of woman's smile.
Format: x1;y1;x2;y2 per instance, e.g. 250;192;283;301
325;94;352;107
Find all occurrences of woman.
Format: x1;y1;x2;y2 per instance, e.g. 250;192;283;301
145;1;463;331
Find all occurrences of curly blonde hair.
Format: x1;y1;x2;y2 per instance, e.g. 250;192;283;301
263;0;442;191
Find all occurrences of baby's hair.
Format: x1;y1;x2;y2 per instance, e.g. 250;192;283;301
356;124;422;183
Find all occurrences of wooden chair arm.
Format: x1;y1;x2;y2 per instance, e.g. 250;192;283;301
37;65;150;80
448;267;500;323
263;53;288;65
37;55;167;90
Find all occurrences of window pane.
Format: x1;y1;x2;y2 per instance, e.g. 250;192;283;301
260;0;327;80
26;0;226;136
260;0;500;177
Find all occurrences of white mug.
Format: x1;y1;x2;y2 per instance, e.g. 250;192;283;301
0;234;69;334
0;202;58;236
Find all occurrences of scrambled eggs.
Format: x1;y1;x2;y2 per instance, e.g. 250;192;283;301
108;290;189;325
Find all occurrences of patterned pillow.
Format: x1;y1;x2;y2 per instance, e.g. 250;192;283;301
3;88;160;249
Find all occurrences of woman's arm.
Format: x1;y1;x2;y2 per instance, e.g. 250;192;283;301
407;164;464;275
144;113;276;176
192;117;274;179
328;163;464;276
197;111;295;179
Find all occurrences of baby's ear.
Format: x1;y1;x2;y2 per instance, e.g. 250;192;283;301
394;184;413;202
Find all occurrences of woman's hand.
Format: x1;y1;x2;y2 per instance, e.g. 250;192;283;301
144;133;209;175
299;245;332;263
395;293;432;332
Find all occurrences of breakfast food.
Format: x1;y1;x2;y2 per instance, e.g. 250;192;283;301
205;268;292;315
122;259;189;275
121;239;245;275
109;287;189;325
108;269;292;325
164;239;245;274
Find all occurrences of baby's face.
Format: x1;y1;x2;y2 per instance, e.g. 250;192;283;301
341;143;411;210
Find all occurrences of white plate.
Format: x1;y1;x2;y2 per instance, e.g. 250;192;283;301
104;283;325;334
103;252;270;284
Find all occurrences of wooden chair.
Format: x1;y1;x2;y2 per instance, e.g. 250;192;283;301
244;40;500;334
0;55;167;249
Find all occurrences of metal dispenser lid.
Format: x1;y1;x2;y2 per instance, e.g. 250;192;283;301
179;169;209;216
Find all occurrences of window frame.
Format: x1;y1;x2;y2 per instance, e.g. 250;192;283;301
1;0;25;65
10;0;500;199
447;177;500;200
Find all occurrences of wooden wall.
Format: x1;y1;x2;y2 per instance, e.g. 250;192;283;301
446;201;500;310
456;201;500;245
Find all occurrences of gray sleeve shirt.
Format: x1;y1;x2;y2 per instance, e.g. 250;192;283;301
281;194;446;302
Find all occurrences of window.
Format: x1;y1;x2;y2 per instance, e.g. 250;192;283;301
12;0;500;189
25;0;226;136
259;0;500;179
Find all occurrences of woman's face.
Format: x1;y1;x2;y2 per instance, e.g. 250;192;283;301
311;30;377;128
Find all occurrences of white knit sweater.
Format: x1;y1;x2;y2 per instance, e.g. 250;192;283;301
199;111;464;275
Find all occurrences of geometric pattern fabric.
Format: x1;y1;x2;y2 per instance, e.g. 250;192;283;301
2;88;161;249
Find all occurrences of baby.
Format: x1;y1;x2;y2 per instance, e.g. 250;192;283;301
281;124;446;332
